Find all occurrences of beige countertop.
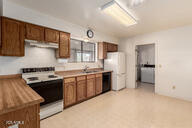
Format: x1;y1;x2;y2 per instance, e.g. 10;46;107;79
56;70;112;78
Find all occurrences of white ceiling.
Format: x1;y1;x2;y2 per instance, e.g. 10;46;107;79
7;0;192;38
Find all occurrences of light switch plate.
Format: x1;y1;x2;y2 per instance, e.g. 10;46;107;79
8;124;18;128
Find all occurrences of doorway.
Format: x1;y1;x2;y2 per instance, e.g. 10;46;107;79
135;44;155;91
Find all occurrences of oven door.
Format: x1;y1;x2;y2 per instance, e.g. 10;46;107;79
29;79;63;106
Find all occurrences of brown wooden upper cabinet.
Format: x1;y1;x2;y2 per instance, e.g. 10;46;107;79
25;23;45;41
45;28;59;43
58;32;70;58
107;43;118;52
98;42;108;59
98;42;118;59
0;17;25;56
0;16;71;57
64;77;77;107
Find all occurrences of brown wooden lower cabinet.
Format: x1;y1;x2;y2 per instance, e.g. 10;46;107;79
64;77;77;107
76;76;87;102
63;73;106;108
95;74;103;95
0;104;40;128
86;75;96;98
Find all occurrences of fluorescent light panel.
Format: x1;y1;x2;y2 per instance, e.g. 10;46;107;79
102;0;137;26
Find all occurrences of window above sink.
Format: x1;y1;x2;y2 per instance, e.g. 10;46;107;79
68;39;96;63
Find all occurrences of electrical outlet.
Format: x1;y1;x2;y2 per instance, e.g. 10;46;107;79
172;86;176;90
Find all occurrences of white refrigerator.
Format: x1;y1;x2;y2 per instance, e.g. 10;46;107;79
104;52;126;91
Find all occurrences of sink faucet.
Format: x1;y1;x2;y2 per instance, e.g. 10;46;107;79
83;65;89;72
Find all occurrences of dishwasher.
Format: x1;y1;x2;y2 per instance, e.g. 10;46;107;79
102;72;111;93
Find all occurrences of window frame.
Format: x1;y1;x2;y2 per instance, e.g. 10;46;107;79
69;39;96;63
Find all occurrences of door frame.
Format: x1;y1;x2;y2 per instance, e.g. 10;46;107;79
134;42;158;92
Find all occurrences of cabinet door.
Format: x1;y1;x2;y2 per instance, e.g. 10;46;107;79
77;80;87;102
95;74;103;95
64;79;76;107
87;76;96;98
45;28;59;43
26;23;44;41
59;32;70;58
107;43;113;52
0;104;40;128
112;44;118;52
1;17;25;56
107;43;118;52
98;42;107;59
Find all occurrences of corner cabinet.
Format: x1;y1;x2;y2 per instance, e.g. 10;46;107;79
57;32;70;58
0;17;25;56
64;77;76;107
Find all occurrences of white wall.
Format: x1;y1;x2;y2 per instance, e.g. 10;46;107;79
0;44;103;75
119;25;192;101
0;1;118;75
138;44;155;65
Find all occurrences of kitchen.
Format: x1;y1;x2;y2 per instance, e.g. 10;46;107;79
1;0;192;128
0;16;124;127
0;0;125;127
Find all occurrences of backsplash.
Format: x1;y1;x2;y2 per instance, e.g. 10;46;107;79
0;44;103;75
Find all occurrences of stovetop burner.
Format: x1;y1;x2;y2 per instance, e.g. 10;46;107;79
27;77;39;81
22;67;63;84
48;75;58;78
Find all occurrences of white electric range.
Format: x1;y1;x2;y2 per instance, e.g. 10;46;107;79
22;67;64;120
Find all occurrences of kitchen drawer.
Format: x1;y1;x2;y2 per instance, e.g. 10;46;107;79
96;73;102;77
64;77;76;83
77;76;86;81
87;74;95;79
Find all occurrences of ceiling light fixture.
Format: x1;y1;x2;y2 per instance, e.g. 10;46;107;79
101;0;137;27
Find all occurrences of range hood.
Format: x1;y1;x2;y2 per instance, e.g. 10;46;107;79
25;39;59;49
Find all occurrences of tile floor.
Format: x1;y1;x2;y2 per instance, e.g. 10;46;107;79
41;83;192;128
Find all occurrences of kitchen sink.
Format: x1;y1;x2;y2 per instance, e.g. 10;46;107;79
81;70;99;74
